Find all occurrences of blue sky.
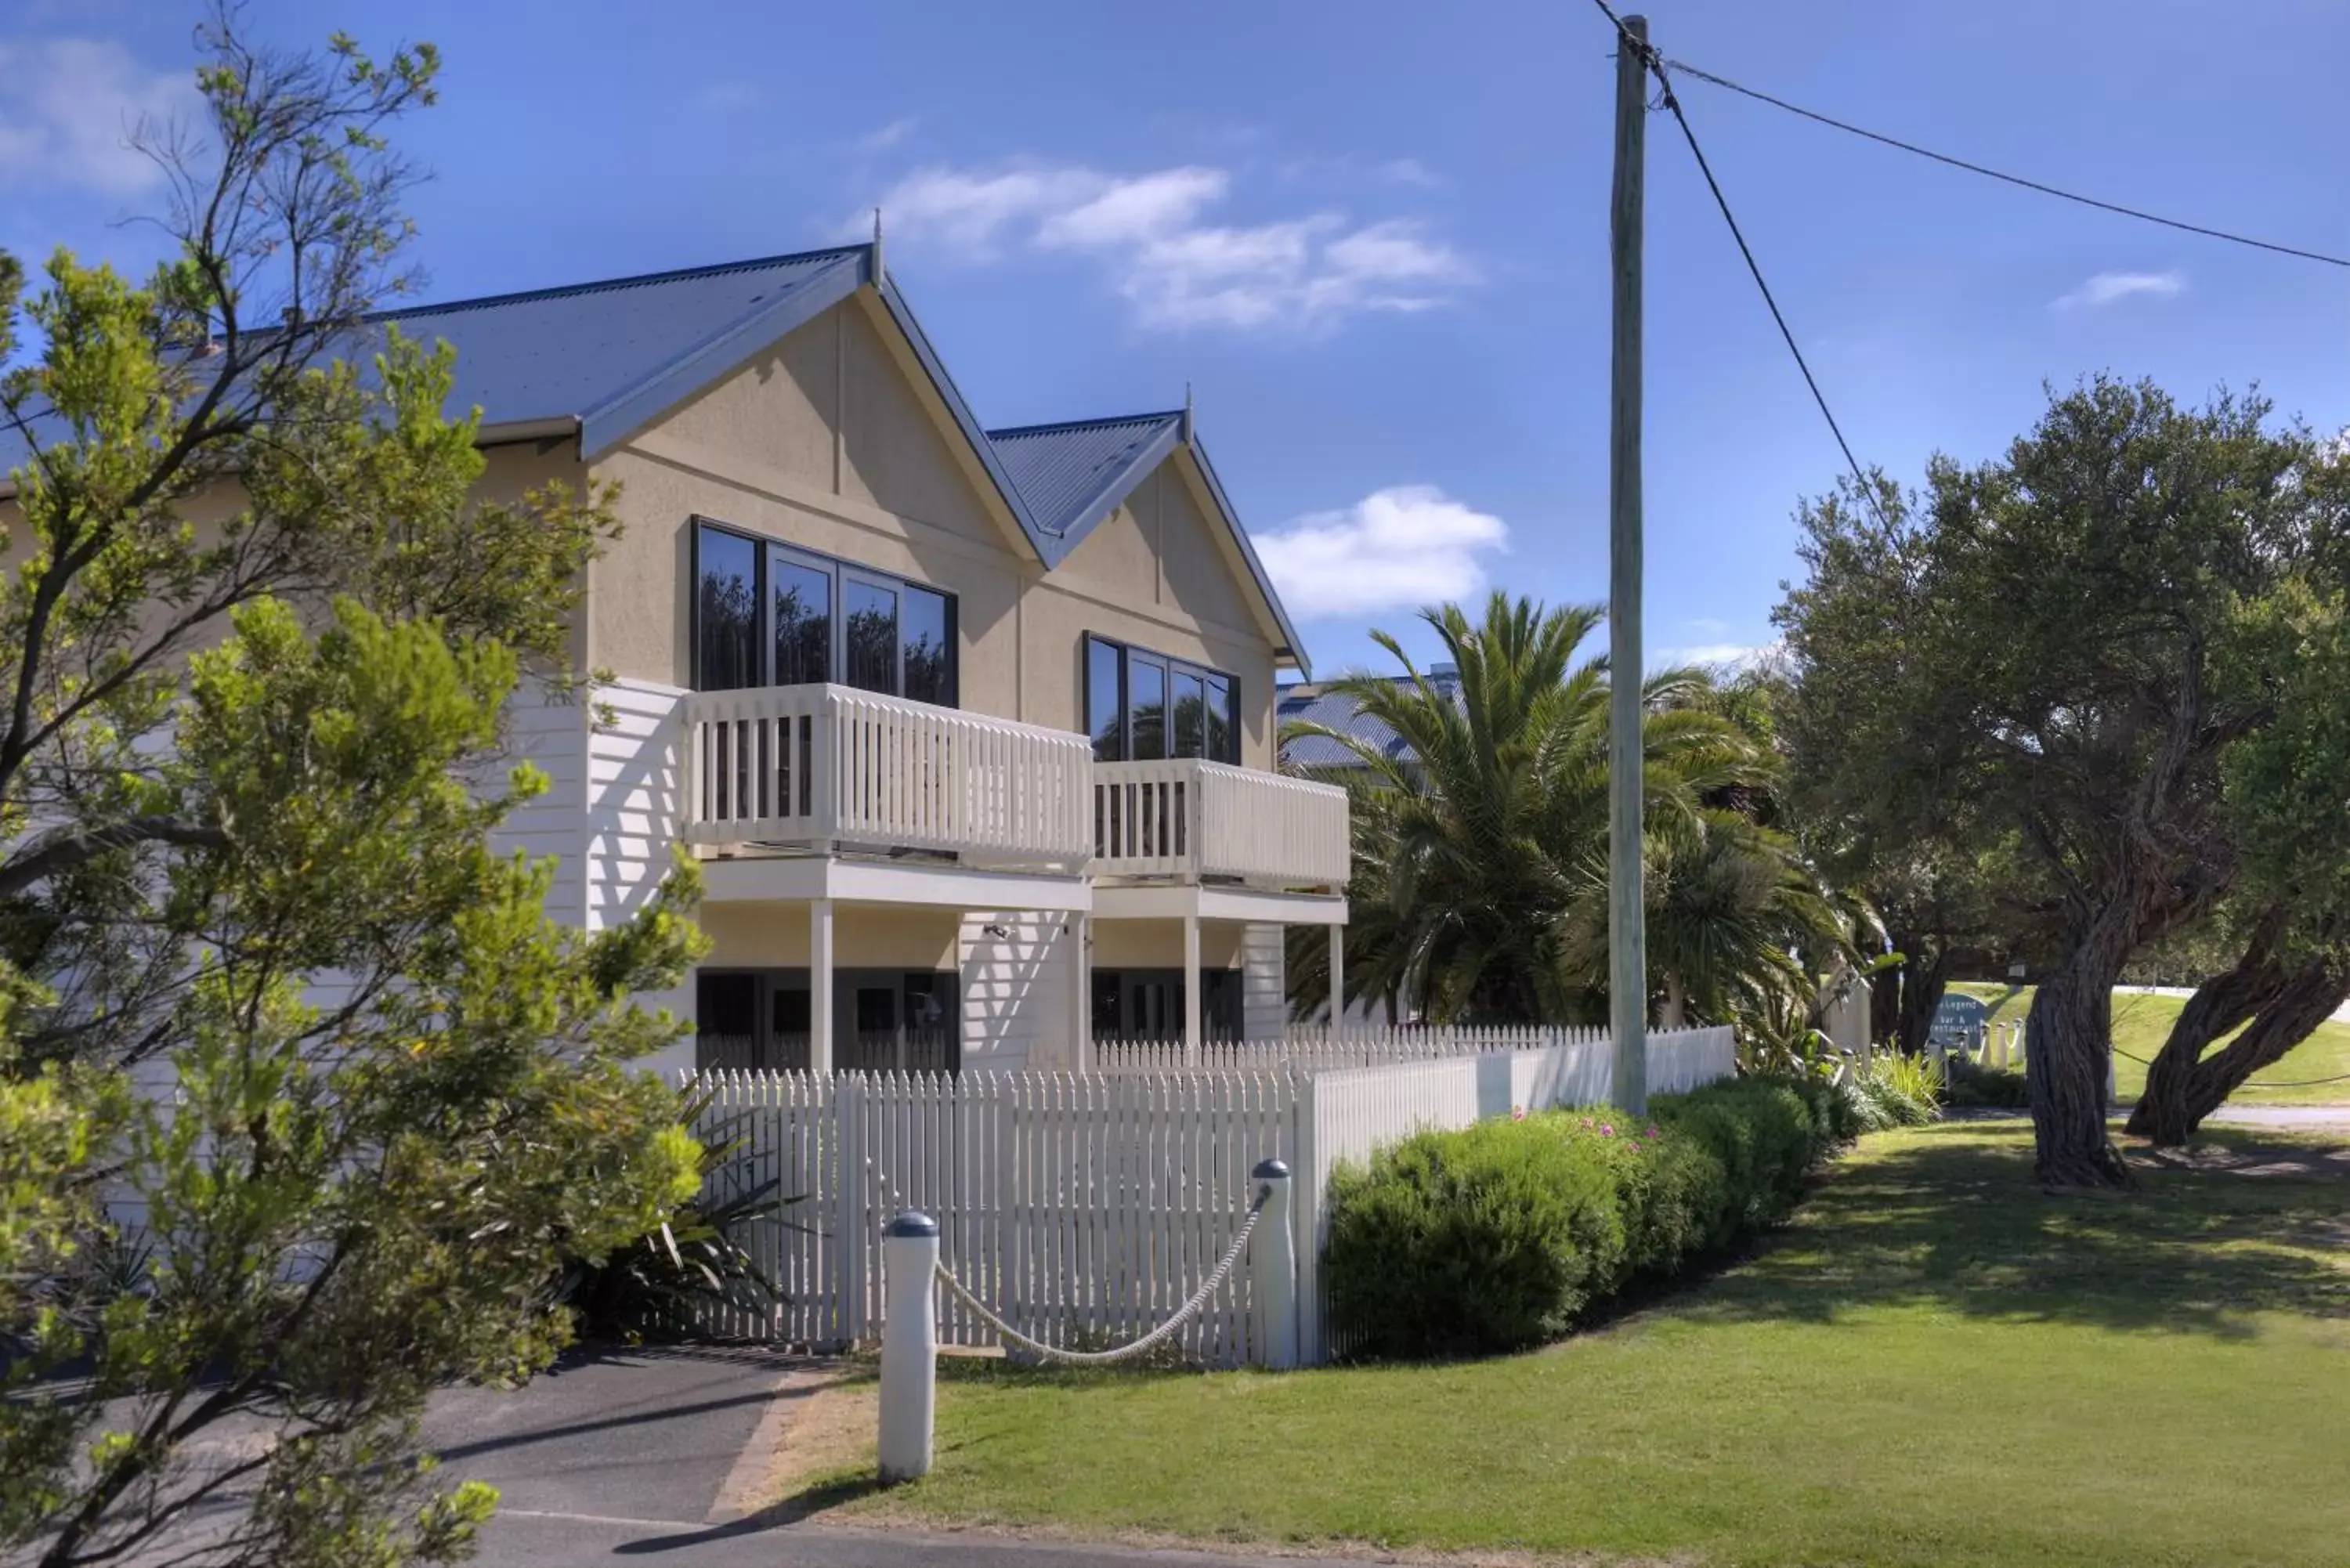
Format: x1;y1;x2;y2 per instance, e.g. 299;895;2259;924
8;1;2350;680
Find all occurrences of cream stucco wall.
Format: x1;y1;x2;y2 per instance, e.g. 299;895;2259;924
1091;919;1244;971
696;900;960;971
584;289;1288;764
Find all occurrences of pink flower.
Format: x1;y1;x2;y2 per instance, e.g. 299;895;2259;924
1580;1118;1593;1128
1644;1126;1661;1140
1512;1106;1528;1122
1599;1123;1614;1136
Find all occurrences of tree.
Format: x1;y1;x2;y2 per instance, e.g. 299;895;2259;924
1777;379;2310;1186
0;12;703;1565
1284;594;1843;1034
2127;578;2350;1143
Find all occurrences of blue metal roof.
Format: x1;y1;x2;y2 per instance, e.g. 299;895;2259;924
987;412;1184;539
368;247;869;455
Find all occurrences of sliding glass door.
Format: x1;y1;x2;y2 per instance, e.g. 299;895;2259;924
692;518;958;706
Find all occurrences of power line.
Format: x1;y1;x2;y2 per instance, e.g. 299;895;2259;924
1589;4;1887;520
1663;56;2350;271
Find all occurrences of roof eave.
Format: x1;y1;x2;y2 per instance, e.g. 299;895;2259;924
575;251;868;459
1029;415;1186;565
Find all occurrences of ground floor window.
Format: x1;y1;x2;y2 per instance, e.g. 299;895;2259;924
696;966;960;1073
1090;968;1242;1042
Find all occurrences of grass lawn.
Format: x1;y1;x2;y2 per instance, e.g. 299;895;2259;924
1947;982;2350;1105
826;1122;2350;1567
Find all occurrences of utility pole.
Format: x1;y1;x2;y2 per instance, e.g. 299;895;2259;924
1607;12;1649;1116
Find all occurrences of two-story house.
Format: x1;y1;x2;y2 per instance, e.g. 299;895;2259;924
329;242;1347;1075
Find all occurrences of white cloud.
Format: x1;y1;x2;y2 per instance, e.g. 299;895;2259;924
2052;269;2184;310
1379;157;1439;187
1254;486;1509;619
0;37;194;195
852;117;918;154
1680;617;1729;638
855;161;1475;331
1661;640;1781;671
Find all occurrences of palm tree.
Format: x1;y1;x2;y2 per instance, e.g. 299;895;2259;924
1285;593;1850;1034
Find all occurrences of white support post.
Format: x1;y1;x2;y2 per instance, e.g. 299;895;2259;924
877;1209;938;1483
1183;913;1202;1068
1249;1158;1298;1371
810;897;835;1075
1068;914;1091;1072
1329;924;1345;1039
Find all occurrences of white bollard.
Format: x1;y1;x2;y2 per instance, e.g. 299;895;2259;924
1249;1158;1298;1371
877;1209;939;1483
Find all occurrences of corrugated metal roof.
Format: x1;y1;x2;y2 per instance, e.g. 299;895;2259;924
0;247;867;474
363;247;863;436
986;412;1184;537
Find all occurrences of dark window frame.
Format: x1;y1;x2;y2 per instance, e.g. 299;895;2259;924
692;517;958;705
1083;633;1242;764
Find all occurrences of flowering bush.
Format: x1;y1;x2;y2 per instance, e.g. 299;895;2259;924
1324;1075;1843;1360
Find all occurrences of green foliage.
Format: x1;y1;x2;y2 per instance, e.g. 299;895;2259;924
555;1096;798;1345
1324;1076;1840;1360
1947;1057;2032;1110
1775;378;2338;1180
1837;1048;1943;1132
0;13;704;1566
1285;593;1852;1036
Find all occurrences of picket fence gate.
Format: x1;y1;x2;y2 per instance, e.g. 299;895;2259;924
681;1024;1737;1367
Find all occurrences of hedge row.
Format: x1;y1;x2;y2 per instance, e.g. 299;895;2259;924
1323;1075;1850;1360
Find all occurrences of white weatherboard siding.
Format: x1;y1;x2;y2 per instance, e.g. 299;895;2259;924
960;911;1076;1071
584;678;694;1067
1242;923;1286;1039
488;681;589;927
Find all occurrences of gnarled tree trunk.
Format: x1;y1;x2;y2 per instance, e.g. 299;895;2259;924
2124;907;2288;1143
2128;955;2348;1144
2026;894;2137;1189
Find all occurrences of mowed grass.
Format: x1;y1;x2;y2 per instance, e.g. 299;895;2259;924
835;1123;2350;1567
1949;982;2350;1104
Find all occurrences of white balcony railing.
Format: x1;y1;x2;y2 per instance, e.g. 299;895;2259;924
682;685;1094;870
1094;758;1350;889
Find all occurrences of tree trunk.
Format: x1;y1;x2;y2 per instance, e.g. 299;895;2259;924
1893;945;1948;1057
1660;972;1687;1028
2025;897;2137;1189
2124;905;2288;1143
2128;956;2348;1144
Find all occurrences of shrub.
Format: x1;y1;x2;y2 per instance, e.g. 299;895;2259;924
1326;1075;1840;1360
1837;1049;1941;1132
1947;1057;2031;1108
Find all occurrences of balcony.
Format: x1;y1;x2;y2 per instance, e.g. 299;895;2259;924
682;685;1094;871
1093;759;1350;890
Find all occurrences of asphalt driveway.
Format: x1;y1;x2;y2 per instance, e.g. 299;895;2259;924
432;1347;1312;1568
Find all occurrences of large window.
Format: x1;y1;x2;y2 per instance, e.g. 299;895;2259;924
1083;634;1240;764
693;518;956;703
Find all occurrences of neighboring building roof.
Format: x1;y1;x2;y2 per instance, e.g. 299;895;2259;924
1278;667;1460;769
1;241;1313;670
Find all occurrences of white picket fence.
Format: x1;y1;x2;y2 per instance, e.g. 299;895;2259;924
681;1024;1737;1367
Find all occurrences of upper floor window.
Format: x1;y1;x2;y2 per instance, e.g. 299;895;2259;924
1084;634;1239;765
693;518;956;704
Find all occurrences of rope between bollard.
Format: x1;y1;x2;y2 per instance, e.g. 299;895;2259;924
931;1183;1270;1366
